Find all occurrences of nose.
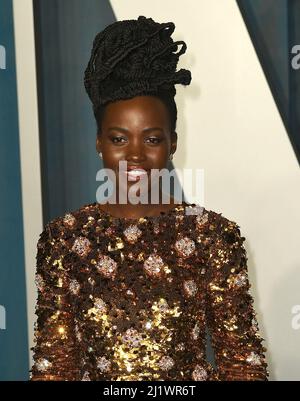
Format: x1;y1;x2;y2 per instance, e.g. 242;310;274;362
126;139;146;164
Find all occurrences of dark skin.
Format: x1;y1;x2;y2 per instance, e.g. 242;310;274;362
96;95;180;219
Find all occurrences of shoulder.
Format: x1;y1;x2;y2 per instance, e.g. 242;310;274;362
37;202;100;242
35;203;100;274
184;203;245;243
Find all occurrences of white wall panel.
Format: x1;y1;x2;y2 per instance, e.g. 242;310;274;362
111;0;300;380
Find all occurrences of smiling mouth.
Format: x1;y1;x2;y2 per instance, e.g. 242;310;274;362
125;169;148;181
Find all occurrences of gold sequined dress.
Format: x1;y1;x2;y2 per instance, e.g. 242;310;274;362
30;202;268;381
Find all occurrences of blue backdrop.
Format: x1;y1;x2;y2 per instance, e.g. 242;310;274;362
0;0;29;381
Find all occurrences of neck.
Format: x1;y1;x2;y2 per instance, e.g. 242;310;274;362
99;188;180;219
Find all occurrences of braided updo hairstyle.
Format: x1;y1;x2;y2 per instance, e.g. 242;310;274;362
84;15;192;134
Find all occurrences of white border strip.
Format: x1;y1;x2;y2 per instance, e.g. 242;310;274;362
12;0;43;371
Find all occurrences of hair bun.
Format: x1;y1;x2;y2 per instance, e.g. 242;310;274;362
84;15;192;109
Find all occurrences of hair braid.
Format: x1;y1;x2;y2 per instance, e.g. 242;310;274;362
84;16;192;134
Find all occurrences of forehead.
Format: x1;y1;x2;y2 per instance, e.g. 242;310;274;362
102;95;169;127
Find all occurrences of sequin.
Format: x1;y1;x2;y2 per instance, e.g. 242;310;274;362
88;298;107;320
56;277;63;288
69;279;80;295
196;211;209;228
175;343;185;352
94;298;107;313
121;328;143;348
96;356;111;372
153;222;160;234
234;272;248;287
186;205;204;216
87;297;108;323
183;279;198;297
123;224;142;243
72;236;91;257
155;298;169;313
192;364;208;381
223;315;238;331
196;351;205;360
35;274;45;291
157;356;175;371
75;324;82;342
63;213;76;227
143;254;165;278
105;226;115;236
95;254;118;279
88;277;96;286
36;358;52;372
137;252;145;262
108;237;124;251
246;352;262;366
175;237;196;258
81;371;91;381
145;321;152;329
250;317;259;333
94;297;107;312
191;322;200;340
58;326;65;336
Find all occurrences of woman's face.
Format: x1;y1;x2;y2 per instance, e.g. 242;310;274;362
96;95;177;199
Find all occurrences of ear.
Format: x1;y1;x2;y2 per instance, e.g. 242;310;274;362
170;131;177;155
96;135;102;154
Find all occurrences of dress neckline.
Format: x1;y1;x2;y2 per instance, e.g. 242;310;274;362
95;201;191;221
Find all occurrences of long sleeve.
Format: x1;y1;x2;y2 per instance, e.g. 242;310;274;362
30;222;80;380
205;216;269;381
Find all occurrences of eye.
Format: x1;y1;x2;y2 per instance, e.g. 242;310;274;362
146;137;162;144
111;137;127;144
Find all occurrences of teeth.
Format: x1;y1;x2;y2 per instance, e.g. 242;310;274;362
127;170;146;174
126;170;147;181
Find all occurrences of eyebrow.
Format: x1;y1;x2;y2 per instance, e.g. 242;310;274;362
107;127;163;133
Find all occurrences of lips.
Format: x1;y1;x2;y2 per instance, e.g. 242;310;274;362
125;168;148;181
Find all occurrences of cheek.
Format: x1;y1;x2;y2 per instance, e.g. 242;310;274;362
102;145;124;164
147;147;169;164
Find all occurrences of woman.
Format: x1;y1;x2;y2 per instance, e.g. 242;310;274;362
30;16;268;381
